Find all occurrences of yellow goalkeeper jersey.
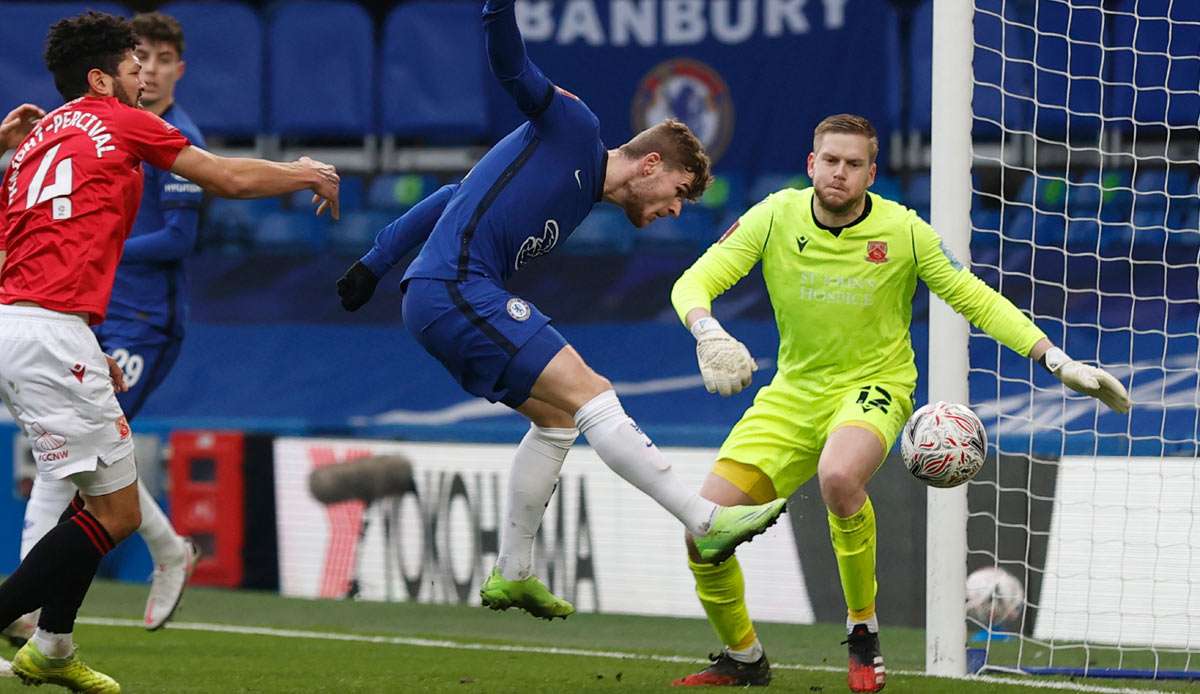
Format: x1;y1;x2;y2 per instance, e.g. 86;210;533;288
671;187;1047;396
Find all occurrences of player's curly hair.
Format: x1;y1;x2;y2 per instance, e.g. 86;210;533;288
132;12;185;57
43;11;137;101
620;118;713;202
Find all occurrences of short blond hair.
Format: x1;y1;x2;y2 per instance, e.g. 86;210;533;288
619;118;712;201
813;114;879;164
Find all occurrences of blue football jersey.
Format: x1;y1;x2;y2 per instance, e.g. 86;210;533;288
103;103;206;338
399;0;608;285
403;90;606;284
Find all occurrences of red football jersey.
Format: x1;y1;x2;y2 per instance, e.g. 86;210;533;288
0;96;190;324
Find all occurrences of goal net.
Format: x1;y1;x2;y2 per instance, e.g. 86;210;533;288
958;0;1200;680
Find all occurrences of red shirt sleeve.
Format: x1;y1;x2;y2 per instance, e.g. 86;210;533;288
0;169;9;252
116;105;190;170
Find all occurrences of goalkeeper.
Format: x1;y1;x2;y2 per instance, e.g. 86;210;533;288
669;114;1130;692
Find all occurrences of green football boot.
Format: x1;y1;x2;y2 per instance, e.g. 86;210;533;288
479;567;575;620
11;640;120;693
693;498;788;564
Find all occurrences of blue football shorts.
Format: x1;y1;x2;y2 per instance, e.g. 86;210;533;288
402;277;567;408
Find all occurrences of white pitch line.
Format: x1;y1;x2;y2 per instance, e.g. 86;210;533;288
76;617;1167;694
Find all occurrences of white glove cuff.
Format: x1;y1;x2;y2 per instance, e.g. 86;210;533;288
1040;346;1071;374
690;316;723;340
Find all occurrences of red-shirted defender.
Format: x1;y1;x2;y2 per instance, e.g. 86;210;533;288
0;11;339;691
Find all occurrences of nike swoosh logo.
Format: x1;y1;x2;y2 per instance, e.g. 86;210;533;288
574;169;583;189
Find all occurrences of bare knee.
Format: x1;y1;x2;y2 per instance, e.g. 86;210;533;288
89;504;140;542
84;485;142;542
533;409;576;430
581;371;613;401
819;468;864;517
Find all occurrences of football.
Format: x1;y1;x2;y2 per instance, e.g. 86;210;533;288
900;401;987;488
965;567;1025;627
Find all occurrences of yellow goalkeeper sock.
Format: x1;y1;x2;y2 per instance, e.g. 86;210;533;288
828;495;878;623
689;556;757;651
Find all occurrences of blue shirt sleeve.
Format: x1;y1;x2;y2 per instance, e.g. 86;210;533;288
483;0;554;118
121;207;200;263
158;167;205;210
360;184;457;278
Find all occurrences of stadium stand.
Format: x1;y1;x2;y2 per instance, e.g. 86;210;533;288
0;2;127;108
266;1;375;137
161;1;264;137
380;1;489;143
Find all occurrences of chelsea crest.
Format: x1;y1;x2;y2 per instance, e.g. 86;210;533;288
631;58;734;165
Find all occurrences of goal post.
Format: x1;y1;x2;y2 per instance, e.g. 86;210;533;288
925;0;974;678
930;0;1200;682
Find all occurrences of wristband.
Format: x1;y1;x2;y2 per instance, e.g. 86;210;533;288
690;316;722;340
1039;346;1070;374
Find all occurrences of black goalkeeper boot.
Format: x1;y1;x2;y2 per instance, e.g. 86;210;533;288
672;649;772;687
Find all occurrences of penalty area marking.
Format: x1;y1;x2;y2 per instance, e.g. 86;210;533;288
77;617;1165;694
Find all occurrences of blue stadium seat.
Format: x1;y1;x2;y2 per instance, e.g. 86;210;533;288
971;206;1002;235
381;2;489;142
905;173;931;213
329;210;393;254
203;197;284;251
1036;174;1068;214
1132;169;1168;223
1031;1;1104;139
367;174;442;212
160;1;263;137
1004;207;1035;242
907;1;932;133
266;1;374;136
1107;0;1200;131
560;207;633;256
1007;173;1069;232
636;207;721;253
973;1;1034;138
1067;169;1102;217
699;172;746;219
1065;219;1100;254
0;3;126;108
1034;215;1066;247
253;211;329;253
872;173;903;205
1166;169;1199;230
1098;170;1134;223
747;172;810;207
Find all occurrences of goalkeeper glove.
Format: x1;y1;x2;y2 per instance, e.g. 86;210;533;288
691;316;757;397
1041;347;1132;413
336;261;379;311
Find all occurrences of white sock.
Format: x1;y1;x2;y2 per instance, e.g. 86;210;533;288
496;424;577;581
21;477;79;560
32;628;73;659
727;639;764;663
137;480;186;565
847;613;880;634
574;390;716;536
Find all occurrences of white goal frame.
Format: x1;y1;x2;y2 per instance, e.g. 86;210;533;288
926;0;974;677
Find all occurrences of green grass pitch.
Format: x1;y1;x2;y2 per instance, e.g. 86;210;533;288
0;580;1185;693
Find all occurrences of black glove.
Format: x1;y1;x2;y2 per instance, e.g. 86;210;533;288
336;261;379;312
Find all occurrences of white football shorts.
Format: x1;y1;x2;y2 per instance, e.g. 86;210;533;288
0;304;136;492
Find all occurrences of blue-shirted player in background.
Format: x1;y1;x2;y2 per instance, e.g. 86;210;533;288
11;12;201;639
337;0;787;620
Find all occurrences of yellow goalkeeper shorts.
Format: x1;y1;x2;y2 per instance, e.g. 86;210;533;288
715;381;913;499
